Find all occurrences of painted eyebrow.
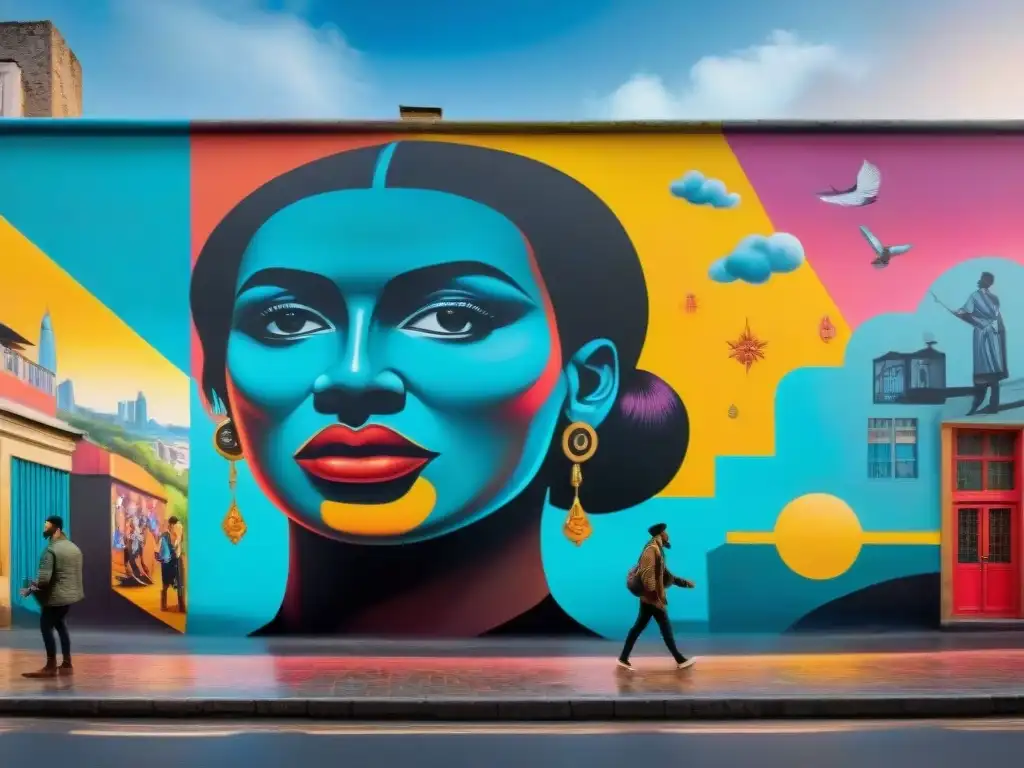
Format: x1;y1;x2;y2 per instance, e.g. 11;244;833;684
236;268;340;298
236;261;531;301
383;260;531;300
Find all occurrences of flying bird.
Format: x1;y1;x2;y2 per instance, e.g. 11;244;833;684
818;160;881;207
859;225;912;268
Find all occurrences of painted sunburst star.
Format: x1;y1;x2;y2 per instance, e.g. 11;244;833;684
728;318;768;373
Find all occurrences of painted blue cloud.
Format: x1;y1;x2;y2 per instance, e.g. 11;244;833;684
670;170;740;208
708;232;805;285
540;256;1024;638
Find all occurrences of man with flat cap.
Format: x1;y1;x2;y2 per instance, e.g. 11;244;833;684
618;522;696;670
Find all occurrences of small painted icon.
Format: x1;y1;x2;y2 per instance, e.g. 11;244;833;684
684;293;698;313
728;404;739;419
819;316;837;343
817;160;881;207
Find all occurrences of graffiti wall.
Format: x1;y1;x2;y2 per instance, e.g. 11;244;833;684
2;125;1022;637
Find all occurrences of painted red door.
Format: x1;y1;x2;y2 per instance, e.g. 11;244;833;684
954;506;983;613
982;506;1018;615
954;504;1019;616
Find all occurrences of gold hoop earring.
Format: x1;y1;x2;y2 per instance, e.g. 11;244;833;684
213;419;247;544
561;422;598;546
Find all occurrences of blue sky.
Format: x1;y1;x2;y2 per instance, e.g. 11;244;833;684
0;0;1019;119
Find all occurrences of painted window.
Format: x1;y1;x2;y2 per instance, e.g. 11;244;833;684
867;417;919;479
0;62;23;117
954;430;1017;492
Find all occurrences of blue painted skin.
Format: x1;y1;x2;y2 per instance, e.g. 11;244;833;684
226;185;621;545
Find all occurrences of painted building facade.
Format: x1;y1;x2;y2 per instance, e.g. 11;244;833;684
2;121;1022;637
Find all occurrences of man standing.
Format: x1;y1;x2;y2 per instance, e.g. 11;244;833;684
19;516;84;678
618;523;696;671
157;516;186;612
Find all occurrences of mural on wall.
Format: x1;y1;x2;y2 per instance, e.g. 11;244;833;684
0;131;191;631
3;126;1023;638
112;482;186;627
187;133;847;637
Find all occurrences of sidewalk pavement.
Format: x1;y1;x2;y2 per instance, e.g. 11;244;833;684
2;629;1024;721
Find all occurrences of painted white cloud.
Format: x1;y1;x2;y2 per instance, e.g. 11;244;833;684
90;0;364;118
601;31;865;121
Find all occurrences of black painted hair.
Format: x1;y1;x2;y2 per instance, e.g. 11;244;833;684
45;515;64;531
191;141;689;513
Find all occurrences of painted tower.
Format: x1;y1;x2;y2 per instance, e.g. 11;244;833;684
37;310;56;374
135;391;148;427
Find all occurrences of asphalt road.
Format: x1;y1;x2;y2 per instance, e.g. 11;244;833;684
2;719;1023;767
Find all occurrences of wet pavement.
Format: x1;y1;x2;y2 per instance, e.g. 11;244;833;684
6;627;1024;657
1;629;1023;705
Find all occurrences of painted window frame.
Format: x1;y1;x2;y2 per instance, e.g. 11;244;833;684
867;416;919;479
953;428;1019;497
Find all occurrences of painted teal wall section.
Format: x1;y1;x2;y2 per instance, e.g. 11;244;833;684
9;458;71;615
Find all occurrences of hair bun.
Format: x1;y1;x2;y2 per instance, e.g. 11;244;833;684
547;369;689;514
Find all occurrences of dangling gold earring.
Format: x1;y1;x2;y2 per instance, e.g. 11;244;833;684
561;422;598;546
213;419;247;544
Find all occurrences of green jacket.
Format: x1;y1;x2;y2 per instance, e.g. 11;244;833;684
36;537;84;607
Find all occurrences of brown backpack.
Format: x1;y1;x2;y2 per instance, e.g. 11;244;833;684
625;544;654;597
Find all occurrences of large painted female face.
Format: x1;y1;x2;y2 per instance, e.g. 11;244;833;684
224;187;618;544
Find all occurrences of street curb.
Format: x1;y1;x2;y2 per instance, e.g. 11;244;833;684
1;695;1023;720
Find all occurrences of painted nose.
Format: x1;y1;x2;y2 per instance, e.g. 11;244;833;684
312;308;405;428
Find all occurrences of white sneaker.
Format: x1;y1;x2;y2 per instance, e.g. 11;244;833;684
676;657;697;670
616;659;633;671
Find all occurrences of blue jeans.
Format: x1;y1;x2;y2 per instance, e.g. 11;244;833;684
40;605;71;663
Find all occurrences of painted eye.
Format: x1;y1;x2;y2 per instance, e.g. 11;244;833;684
400;302;495;340
261;304;333;339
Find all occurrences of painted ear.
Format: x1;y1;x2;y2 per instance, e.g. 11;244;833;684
563;338;620;428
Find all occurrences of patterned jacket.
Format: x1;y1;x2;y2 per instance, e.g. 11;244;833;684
636;539;692;609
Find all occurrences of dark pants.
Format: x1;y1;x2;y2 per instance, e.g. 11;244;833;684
618;601;685;664
40;605;71;664
161;558;186;612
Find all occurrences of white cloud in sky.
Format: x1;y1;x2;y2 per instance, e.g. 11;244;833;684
599;4;1024;121
601;31;866;121
92;0;364;118
798;8;1024;120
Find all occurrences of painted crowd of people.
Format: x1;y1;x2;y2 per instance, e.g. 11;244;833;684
112;496;186;613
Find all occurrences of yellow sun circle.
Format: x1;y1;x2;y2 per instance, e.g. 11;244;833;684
773;493;863;580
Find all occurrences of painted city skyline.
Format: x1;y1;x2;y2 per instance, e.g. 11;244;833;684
15;308;188;431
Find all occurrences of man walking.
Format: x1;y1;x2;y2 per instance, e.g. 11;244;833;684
19;516;84;678
618;523;696;670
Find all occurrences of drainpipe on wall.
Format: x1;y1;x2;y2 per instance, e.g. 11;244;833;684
0;20;82;117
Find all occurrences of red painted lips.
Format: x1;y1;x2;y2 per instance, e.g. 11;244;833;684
294;424;437;485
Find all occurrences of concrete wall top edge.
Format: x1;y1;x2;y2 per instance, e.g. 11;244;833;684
1;118;1024;136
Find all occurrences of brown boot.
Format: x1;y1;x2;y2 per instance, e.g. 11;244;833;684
58;662;74;676
22;661;58;679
